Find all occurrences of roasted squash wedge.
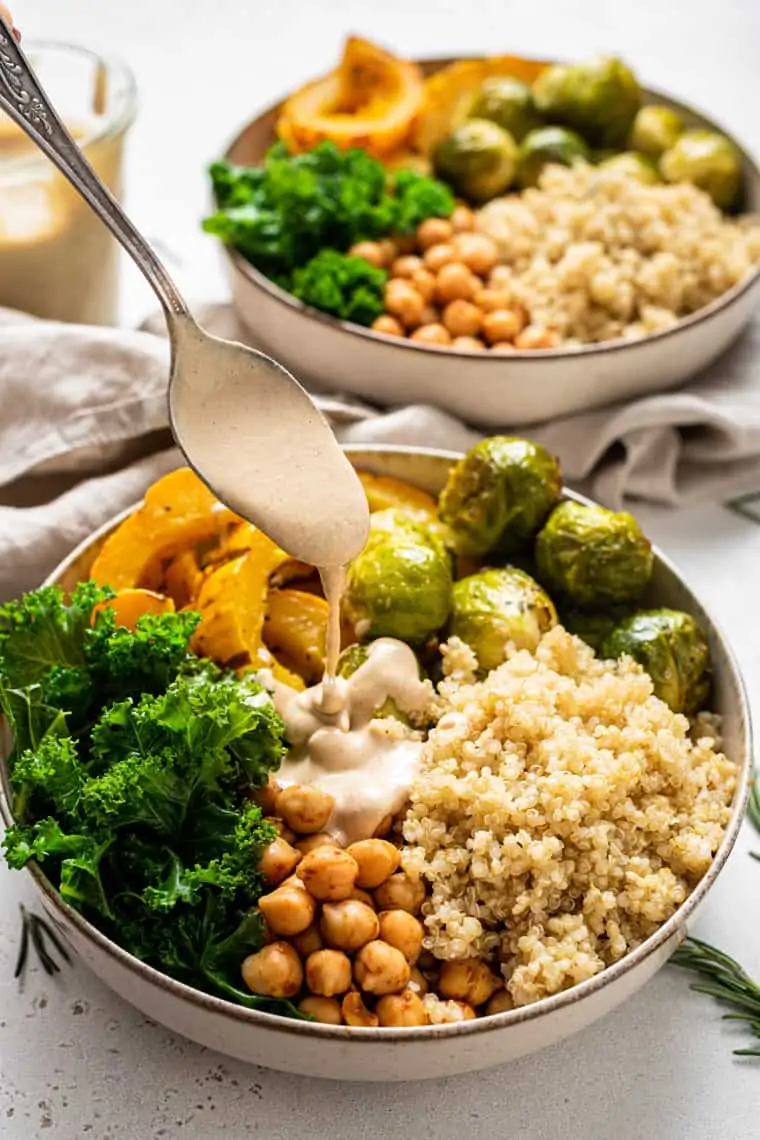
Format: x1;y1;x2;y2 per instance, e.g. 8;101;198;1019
90;468;240;591
91;588;175;631
357;470;438;518
163;550;204;610
263;589;329;685
277;36;424;157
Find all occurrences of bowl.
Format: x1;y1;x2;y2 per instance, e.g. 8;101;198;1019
0;446;752;1082
215;59;760;427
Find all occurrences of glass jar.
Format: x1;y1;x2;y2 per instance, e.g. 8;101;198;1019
0;41;137;325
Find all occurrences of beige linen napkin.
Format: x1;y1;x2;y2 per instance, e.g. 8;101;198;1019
3;303;760;601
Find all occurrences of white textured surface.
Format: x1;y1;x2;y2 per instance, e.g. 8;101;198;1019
2;1;760;1136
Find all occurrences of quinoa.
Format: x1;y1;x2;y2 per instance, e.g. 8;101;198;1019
475;163;760;345
401;627;738;1007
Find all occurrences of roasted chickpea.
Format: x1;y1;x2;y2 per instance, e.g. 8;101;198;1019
294;832;342;856
305;949;352;997
377;910;424;964
275;784;334;835
410;267;437;303
347;839;401;889
394;233;418;255
485;989;513;1015
488;265;513;289
342;991;379;1028
350;886;376;907
297;996;343;1025
297;847;359;901
453;233;498;277
371;314;405;338
408;966;429;995
259;836;302;885
291;922;325;958
438;960;501;1007
419;304;440;326
490;343;517;354
442;299;482;338
410;323;452;346
258;882;316;936
417;217;454;250
452;336;486;351
354;940;411;996
450;204;475;232
266;819;298;844
514;325;560;350
348;241;386;269
254;780;281;815
374;873;426;915
435;263;478;305
378;238;398;266
473;287;513;313
242;942;303;998
482;309;524;345
384;279;426;330
320;899;380;952
391;254;423;279
422;242;457;273
376;990;428;1027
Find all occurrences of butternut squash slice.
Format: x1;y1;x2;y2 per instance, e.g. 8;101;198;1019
357;470;438;518
163;549;205;610
91;588;175;632
263;589;329;686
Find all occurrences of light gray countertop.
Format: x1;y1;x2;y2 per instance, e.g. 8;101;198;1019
2;1;760;1136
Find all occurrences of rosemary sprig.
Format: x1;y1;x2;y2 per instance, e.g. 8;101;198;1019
748;768;760;861
671;937;760;1056
15;904;72;981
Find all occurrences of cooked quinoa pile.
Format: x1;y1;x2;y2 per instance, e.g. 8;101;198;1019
475;163;760;344
401;626;737;1008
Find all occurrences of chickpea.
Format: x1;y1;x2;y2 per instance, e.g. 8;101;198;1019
254;780;281;815
485;989;513;1015
320;899;380;952
297;847;359;901
394;233;418;255
384;279;426;330
417;216;454;250
438;960;501;1007
410;267;436;303
258;882;316;936
482;309;524;345
298;995;343;1025
242;942;302;998
342;991;379;1028
295;832;342;856
266;819;298;844
378;238;398;266
419;304;440;326
348;839;402;889
490;343;517;355
350;886;376;907
410;323;452;346
305;949;352;997
376;990;428;1027
374;873;426;915
348;240;386;269
291;922;325;958
377;910;424;964
452;336;486;352
371;314;405;338
453;233;498;277
442;299;482;339
354;940;411;996
473;287;513;313
422;242;457;273
259;836;302;885
514;325;560;350
276;784;334;835
435;263;478;305
488;265;513;290
450;204;475;233
408;966;429;995
373;814;395;838
391;254;423;279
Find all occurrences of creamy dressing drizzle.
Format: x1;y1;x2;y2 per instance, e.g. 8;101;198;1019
317;564;346;716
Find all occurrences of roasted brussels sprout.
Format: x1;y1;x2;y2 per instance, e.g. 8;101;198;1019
597;151;659;184
532;56;642;148
450;567;557;671
535;500;654;607
344;513;452;644
337;642;425;723
660;129;742;210
517;126;591;189
561;607;629;653
438;437;562;558
601;608;711;714
467;77;540;143
433;119;519;202
628;104;683;159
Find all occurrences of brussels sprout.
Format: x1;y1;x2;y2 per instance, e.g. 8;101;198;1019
597;151;660;184
517;126;591;189
450;568;557;671
344;516;452;645
601;608;711;714
337;642;425;723
467;77;540;142
433;119;519;202
532;56;642;147
535;500;654;607
660;129;742;210
438;437;563;558
628;104;683;159
561;607;630;653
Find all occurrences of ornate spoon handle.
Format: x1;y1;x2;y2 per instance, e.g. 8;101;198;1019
0;20;189;320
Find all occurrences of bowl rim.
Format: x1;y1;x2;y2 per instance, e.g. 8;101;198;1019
0;443;752;1044
215;59;760;363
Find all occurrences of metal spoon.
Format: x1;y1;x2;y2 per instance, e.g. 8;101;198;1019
0;23;370;567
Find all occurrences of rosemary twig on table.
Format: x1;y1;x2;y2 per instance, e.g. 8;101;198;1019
671;937;760;1056
14;904;71;981
748;768;760;861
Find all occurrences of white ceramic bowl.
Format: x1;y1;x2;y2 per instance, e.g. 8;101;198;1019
0;447;752;1082
215;61;760;427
